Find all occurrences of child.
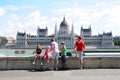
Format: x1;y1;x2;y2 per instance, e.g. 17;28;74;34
33;45;43;65
44;46;51;63
60;42;67;69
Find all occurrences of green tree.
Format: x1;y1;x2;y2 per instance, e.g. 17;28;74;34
114;40;120;46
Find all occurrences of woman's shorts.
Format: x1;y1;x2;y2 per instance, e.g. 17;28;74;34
52;51;59;60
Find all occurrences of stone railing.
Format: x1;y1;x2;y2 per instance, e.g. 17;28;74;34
0;55;120;70
84;56;120;68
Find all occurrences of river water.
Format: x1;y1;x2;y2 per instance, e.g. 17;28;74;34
0;48;120;57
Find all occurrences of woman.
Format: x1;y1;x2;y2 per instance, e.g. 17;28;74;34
33;45;43;65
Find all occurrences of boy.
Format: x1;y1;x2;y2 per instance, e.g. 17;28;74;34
60;42;67;69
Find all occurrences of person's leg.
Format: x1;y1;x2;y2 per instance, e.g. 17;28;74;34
47;53;51;63
61;56;64;68
54;51;59;70
61;56;66;68
75;50;78;57
54;59;58;70
33;54;38;64
63;56;66;68
47;56;50;63
33;57;36;64
79;52;84;69
39;54;43;65
51;59;55;70
54;59;56;68
80;59;84;69
51;52;55;70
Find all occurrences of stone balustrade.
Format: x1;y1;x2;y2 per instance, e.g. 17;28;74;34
0;56;120;70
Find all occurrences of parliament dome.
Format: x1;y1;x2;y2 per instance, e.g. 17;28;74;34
60;17;69;27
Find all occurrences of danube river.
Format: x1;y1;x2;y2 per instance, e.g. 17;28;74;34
0;48;120;57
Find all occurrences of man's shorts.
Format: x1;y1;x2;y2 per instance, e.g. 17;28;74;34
76;51;83;60
52;51;59;60
61;56;66;63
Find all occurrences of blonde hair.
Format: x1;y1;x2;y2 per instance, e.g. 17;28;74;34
47;46;51;49
36;45;41;49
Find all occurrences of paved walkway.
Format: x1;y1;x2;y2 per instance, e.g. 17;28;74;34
0;69;120;80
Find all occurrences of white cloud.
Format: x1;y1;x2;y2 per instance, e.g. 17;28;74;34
1;0;120;38
28;11;49;27
5;5;34;11
0;8;5;16
8;14;18;20
52;1;120;36
29;11;41;19
5;5;20;11
0;10;50;38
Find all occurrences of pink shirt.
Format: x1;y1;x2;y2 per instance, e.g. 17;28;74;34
51;41;59;52
44;49;50;58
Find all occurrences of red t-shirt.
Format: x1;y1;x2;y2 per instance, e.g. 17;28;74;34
75;40;85;51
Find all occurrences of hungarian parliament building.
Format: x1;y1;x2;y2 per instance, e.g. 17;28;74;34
15;17;114;48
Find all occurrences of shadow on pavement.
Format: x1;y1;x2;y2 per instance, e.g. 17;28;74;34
27;67;81;72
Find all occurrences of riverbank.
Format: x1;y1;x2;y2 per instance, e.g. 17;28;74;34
0;69;120;80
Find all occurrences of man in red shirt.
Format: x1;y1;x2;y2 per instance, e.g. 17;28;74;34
74;36;85;69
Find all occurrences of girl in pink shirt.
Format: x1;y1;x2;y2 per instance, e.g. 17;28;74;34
44;46;51;63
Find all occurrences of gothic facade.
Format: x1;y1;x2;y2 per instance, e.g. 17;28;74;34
16;17;76;48
15;17;114;48
80;26;114;48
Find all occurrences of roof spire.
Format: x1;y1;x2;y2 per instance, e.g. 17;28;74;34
55;21;57;35
71;20;74;35
63;15;65;21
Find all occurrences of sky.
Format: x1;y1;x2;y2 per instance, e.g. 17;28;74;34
0;0;120;38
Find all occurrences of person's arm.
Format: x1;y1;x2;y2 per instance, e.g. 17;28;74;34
50;46;53;52
60;48;63;53
50;43;54;51
33;51;36;54
74;41;77;50
74;41;77;57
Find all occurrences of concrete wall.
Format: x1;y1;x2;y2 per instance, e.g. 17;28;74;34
0;56;120;70
84;56;120;68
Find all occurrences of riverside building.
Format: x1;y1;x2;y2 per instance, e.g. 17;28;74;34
15;17;114;49
80;26;114;48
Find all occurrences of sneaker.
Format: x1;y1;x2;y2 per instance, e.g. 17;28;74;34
54;67;58;71
33;61;35;65
41;62;43;65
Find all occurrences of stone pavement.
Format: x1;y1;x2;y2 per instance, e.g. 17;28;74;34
0;69;120;80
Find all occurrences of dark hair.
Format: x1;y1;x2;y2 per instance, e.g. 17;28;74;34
61;41;64;44
51;38;55;42
78;36;81;39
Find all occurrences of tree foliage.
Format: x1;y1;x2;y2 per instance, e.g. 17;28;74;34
114;40;120;46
